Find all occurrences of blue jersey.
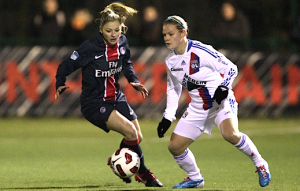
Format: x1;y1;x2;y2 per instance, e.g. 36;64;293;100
56;33;140;104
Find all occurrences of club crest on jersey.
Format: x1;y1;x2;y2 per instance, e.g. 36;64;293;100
119;47;126;55
190;52;200;75
100;107;106;113
182;111;188;118
70;50;79;60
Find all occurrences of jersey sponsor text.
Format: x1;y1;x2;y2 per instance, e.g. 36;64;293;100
95;65;122;77
182;73;207;89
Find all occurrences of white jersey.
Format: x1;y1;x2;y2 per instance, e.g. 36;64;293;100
163;39;238;122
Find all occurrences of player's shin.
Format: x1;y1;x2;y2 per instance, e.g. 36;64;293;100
234;133;264;166
120;138;147;174
174;148;202;181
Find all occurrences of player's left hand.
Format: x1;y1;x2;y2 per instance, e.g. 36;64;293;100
213;85;229;104
130;82;149;98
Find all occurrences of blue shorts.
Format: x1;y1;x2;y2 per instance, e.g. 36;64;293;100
81;94;137;132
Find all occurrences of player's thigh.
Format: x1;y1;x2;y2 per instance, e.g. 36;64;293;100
220;118;239;135
169;120;204;155
215;93;240;143
107;110;137;140
174;119;204;141
215;91;238;130
219;118;241;144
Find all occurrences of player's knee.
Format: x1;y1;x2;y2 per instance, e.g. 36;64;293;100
168;142;184;156
123;122;138;141
138;132;143;142
167;143;177;155
222;131;241;145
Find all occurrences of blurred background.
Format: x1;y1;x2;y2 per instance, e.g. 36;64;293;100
0;0;299;51
0;0;300;118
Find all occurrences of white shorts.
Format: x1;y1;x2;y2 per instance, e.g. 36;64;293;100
173;92;238;141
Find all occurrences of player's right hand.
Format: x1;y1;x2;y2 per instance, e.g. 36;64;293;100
130;82;149;98
157;117;171;138
55;85;70;100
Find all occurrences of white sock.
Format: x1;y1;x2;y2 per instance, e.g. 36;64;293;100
234;133;264;166
174;148;202;181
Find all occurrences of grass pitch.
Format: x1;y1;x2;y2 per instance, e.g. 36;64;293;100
0;117;299;191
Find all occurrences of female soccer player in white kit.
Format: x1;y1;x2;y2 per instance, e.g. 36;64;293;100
157;16;271;189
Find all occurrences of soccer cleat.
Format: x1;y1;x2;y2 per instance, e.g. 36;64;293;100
173;177;204;189
255;161;271;187
135;169;163;187
107;157;132;183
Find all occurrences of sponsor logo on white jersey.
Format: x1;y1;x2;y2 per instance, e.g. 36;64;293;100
171;68;183;71
182;73;207;88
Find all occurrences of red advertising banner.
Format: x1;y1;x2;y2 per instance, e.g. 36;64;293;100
0;46;299;117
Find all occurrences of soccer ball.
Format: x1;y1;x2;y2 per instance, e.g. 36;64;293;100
110;148;140;178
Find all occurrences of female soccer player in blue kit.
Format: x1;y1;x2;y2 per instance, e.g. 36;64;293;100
55;3;162;187
157;15;271;189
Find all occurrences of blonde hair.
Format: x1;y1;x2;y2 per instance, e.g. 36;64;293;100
163;15;189;36
97;3;137;33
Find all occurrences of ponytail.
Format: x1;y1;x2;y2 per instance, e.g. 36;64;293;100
97;3;137;33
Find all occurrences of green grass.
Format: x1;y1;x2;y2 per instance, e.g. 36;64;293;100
0;117;299;191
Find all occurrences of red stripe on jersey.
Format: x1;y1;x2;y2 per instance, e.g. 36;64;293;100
106;43;119;61
104;75;116;101
198;87;213;110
